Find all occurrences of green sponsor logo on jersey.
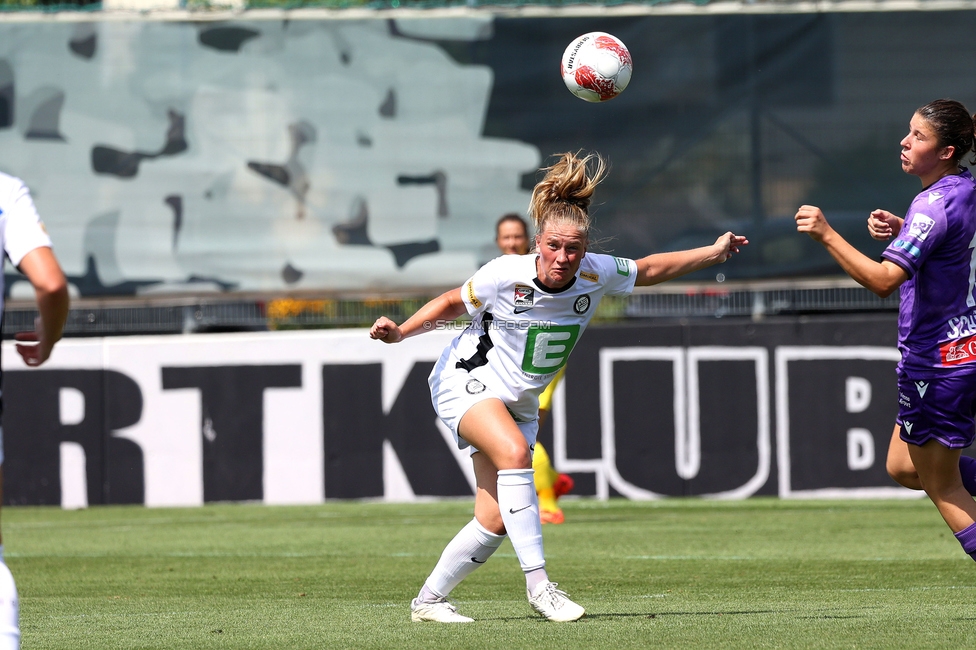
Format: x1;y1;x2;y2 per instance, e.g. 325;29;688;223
521;324;580;375
614;257;630;276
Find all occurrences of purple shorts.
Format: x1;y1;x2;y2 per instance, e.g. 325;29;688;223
897;372;976;449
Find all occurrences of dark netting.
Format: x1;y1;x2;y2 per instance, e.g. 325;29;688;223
444;11;976;282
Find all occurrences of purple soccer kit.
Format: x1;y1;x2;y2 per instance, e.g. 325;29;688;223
883;168;976;560
882;169;976;449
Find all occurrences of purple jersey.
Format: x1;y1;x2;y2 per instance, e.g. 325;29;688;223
882;168;976;377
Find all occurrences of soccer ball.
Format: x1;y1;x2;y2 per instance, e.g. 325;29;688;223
561;32;633;102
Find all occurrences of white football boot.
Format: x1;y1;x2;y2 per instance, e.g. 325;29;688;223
410;598;474;623
527;581;585;622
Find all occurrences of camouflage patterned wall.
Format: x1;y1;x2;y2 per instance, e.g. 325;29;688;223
0;12;974;298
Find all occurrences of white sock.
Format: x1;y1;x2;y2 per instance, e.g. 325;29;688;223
525;568;549;596
0;562;18;650
497;469;546;572
420;518;505;601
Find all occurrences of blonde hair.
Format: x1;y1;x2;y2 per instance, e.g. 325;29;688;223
528;151;606;242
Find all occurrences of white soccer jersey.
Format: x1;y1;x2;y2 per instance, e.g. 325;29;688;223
0;172;52;319
434;252;638;422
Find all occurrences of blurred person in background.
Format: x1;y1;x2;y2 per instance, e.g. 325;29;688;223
0;173;70;649
372;151;746;623
495;213;574;524
796;98;976;565
495;213;530;256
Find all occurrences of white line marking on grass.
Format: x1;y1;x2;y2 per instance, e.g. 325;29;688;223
623;555;941;561
837;586;976;592
38;612;204;621
6;516;242;528
7;552;343;558
625;555;757;560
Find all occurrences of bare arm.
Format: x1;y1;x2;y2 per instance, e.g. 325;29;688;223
369;288;466;343
15;246;69;366
634;232;748;287
796;205;907;298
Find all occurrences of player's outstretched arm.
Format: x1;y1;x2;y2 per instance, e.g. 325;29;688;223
796;204;907;298
15;246;69;367
867;209;904;241
370;288;466;344
634;232;748;287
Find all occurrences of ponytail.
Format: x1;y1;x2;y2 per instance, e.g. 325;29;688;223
971;112;976;166
528;151;606;242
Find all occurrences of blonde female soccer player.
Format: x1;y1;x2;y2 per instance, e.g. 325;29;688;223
495;213;573;524
796;98;976;563
371;151;747;623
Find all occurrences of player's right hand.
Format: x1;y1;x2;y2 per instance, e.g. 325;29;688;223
15;315;56;367
15;329;52;367
867;209;903;241
715;232;748;262
795;205;833;242
370;316;403;344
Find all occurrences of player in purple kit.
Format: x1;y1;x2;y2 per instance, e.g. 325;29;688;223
796;99;976;562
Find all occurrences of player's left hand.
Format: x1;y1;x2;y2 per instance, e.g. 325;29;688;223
795;205;833;242
867;209;903;241
715;232;749;262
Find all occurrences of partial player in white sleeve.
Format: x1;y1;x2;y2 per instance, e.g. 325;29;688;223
0;172;69;650
370;151;747;624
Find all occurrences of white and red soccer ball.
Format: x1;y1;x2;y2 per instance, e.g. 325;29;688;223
561;32;633;103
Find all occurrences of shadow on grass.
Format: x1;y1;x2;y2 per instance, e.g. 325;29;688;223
478;609;785;622
586;609;784;620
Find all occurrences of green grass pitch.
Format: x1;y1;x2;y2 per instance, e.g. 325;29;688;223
7;497;976;649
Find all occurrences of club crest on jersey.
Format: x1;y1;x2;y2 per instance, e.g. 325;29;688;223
513;284;535;312
465;379;486;394
573;294;591;314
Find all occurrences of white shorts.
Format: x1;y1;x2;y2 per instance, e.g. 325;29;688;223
429;367;538;456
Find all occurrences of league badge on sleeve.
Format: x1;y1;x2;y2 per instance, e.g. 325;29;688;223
906;214;935;241
614;257;630;276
